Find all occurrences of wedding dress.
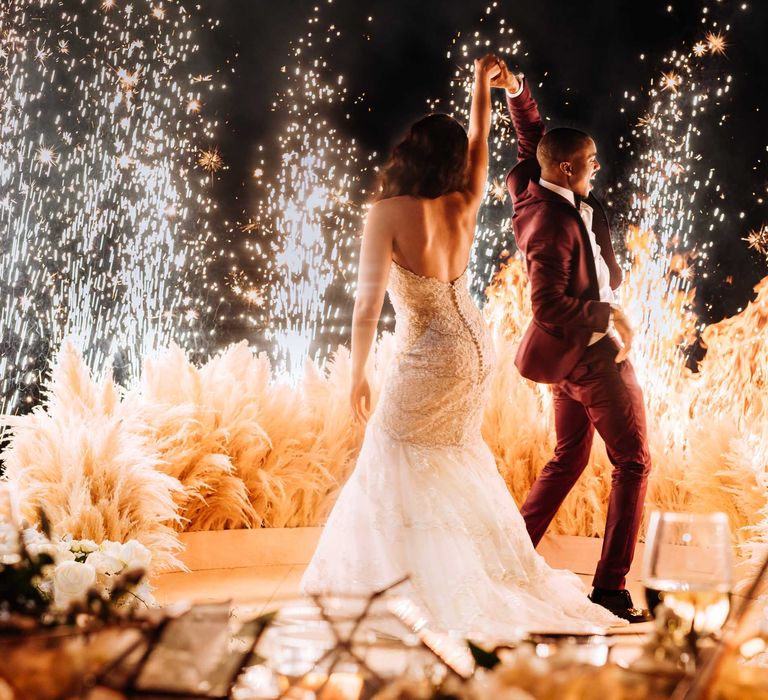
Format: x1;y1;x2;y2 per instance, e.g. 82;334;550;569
301;260;624;637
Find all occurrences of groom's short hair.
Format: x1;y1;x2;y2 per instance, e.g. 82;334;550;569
537;128;592;167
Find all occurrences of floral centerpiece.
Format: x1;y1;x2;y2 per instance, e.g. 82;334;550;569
2;526;156;613
0;514;158;700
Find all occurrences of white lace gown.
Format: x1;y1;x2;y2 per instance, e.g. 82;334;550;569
301;261;624;638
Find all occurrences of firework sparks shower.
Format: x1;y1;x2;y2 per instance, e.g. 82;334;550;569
0;0;219;413
236;5;370;379
242;1;750;386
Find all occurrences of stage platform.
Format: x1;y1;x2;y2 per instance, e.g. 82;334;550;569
151;528;752;640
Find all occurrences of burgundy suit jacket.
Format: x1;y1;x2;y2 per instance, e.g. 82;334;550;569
505;81;623;384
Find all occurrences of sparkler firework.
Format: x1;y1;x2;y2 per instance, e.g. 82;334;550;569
0;0;219;413
616;11;737;402
234;0;758;386
235;6;369;379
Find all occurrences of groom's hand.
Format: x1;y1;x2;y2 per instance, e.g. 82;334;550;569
474;54;503;83
490;61;520;93
612;308;634;363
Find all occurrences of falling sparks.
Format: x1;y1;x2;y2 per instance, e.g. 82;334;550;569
692;41;708;57
706;30;728;56
35;47;51;64
489;177;507;204
610;10;746;397
116;67;140;93
240;218;259;233
0;0;219;413
35;145;58;166
660;70;682;92
228;271;266;307
237;3;368;377
743;226;768;257
198;146;224;174
636;112;659;128
243;288;265;306
186;98;201;113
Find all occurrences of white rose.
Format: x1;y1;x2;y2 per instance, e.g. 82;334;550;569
119;540;152;572
85;550;124;576
72;538;99;554
55;548;77;563
100;540;125;561
53;560;96;608
23;532;75;563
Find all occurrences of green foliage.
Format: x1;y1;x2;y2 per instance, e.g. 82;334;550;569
467;639;501;670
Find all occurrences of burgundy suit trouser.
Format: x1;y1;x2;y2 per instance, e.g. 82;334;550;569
520;335;652;590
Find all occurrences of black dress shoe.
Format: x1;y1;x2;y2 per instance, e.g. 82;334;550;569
589;588;653;624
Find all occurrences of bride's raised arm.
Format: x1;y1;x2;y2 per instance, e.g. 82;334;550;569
349;202;392;423
463;55;503;207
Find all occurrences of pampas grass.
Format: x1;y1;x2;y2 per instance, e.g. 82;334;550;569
483;258;768;556
2;264;767;569
1;344;184;570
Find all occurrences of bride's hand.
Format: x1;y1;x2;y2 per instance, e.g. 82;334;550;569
473;53;502;84
350;376;371;424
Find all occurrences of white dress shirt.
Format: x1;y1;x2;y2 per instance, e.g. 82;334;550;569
506;79;525;99
538;178;616;345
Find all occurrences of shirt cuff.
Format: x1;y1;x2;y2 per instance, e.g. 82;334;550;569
506;75;525;99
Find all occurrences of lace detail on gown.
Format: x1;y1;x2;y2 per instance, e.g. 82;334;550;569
301;261;626;638
374;261;494;448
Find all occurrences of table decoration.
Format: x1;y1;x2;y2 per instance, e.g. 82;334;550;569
0;511;159;699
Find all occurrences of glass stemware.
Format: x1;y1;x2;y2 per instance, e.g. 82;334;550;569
642;511;733;669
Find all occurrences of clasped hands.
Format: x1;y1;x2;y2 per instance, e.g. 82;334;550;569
474;53;520;93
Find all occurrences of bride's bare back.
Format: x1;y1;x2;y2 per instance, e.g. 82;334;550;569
348;53;507;422
376;192;476;283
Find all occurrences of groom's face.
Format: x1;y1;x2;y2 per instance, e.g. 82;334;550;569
565;138;600;198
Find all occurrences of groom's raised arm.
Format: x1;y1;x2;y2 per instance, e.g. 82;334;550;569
506;79;545;162
504;78;545;201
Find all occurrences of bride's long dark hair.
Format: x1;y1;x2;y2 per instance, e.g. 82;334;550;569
376;114;468;201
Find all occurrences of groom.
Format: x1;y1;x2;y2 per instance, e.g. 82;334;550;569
497;66;652;623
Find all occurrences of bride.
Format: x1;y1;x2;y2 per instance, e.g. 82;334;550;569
301;55;624;637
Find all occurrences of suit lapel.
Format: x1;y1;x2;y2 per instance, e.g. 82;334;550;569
527;181;601;299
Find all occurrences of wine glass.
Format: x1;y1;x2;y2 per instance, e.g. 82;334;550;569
643;511;733;666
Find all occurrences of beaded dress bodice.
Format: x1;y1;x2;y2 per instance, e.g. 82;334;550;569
373;261;496;448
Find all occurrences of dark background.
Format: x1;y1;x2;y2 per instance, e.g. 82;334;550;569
205;0;767;338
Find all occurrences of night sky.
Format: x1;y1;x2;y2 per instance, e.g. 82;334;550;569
202;0;767;344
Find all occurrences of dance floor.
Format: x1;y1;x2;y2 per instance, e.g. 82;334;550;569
150;528;667;642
